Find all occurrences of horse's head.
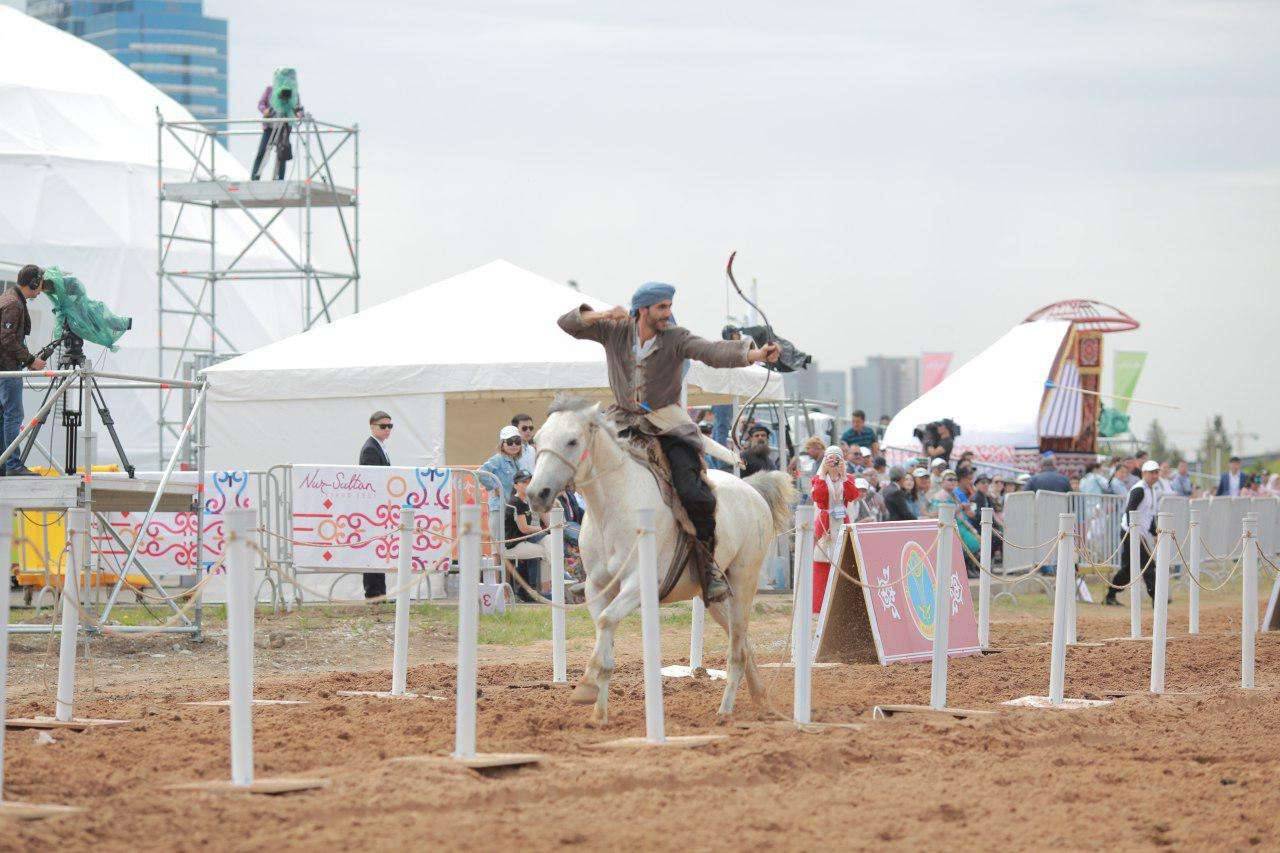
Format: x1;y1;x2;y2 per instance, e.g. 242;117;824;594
528;396;604;513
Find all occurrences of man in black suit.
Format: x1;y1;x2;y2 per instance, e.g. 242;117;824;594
1217;456;1245;497
358;410;394;599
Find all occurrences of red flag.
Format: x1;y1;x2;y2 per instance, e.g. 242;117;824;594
921;352;952;392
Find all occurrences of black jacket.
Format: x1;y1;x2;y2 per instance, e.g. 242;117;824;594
359;435;390;466
882;483;916;521
0;285;34;370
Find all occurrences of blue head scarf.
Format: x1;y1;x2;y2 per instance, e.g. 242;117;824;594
630;281;676;316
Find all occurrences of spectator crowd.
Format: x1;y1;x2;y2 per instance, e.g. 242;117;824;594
358;400;1278;606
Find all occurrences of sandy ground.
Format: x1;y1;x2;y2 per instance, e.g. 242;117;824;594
3;586;1280;851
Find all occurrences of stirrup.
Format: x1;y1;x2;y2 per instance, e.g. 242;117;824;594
702;573;730;604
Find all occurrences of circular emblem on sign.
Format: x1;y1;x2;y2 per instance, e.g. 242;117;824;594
900;540;937;640
316;518;338;541
387;475;407;498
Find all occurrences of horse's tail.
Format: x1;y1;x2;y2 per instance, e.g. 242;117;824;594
744;471;796;536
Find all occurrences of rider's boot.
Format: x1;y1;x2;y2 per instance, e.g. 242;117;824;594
696;540;730;604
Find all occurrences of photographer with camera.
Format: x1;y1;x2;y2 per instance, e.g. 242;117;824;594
915;418;958;468
251;67;304;181
0;264;47;476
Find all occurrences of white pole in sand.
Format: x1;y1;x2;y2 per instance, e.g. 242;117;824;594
224;508;256;786
1048;514;1073;706
390;507;415;697
549;506;567;684
1188;509;1201;635
635;507;665;743
454;505;481;758
1128;511;1142;639
1150;513;1172;695
688;597;705;672
792;504;816;723
1066;521;1078;646
930;505;956;710
1242;514;1258;690
54;508;88;723
978;508;993;650
0;504;11;798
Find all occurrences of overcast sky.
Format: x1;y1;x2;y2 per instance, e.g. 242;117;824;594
15;0;1280;454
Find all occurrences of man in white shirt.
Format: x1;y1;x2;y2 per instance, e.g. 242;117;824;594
1105;460;1160;606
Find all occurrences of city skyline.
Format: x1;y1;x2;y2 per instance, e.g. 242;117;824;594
6;0;1278;454
27;0;226;118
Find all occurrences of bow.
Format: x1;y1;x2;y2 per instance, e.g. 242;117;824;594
726;250;774;342
725;250;776;452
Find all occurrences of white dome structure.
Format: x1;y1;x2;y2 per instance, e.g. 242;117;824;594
0;7;303;469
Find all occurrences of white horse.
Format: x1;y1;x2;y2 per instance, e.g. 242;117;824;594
528;397;795;722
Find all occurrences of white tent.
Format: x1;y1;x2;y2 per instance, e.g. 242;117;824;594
203;260;784;469
0;8;303;469
883;319;1074;455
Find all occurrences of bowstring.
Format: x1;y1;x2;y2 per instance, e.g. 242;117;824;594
726;250;776;451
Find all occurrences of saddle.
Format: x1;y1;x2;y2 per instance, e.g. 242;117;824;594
622;431;704;601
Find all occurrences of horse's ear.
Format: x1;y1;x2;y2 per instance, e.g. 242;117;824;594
590;403;601;418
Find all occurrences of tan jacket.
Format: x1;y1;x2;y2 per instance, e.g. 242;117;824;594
558;304;750;449
0;286;34;370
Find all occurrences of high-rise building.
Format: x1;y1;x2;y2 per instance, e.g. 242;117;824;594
782;365;848;418
850;356;920;423
28;1;227;119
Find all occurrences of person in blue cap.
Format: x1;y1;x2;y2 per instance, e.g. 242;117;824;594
558;282;779;602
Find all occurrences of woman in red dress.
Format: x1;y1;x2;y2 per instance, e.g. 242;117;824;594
810;446;861;613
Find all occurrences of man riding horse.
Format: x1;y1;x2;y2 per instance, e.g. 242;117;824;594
557;282;780;603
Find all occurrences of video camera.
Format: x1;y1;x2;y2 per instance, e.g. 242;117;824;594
37;267;131;366
720;324;813;374
913;418;961;450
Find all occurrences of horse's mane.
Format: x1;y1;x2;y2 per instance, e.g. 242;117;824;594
546;394;598;416
547;394;637;455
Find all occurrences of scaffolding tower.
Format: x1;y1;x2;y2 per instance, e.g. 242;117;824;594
156;113;360;460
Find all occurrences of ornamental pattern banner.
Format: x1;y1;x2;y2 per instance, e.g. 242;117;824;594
289;465;453;573
93;471;254;575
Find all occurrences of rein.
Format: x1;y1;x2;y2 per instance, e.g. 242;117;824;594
535;418;626;489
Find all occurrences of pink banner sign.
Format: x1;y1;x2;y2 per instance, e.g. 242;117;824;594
920;352;952;393
851;519;980;663
289;465;453;573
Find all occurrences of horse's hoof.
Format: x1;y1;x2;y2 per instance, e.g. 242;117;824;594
571;682;599;704
593;706;609;725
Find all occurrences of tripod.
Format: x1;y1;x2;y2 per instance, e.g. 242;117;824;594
18;332;136;477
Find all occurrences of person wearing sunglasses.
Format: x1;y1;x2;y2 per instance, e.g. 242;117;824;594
357;410;394;599
481;424;526;518
510;413;537;473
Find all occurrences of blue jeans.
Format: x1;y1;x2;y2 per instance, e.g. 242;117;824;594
0;376;23;472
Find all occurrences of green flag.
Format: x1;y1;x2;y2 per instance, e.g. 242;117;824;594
1111;351;1146;414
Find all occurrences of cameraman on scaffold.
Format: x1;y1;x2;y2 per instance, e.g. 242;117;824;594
0;264;47;477
558;282;779;603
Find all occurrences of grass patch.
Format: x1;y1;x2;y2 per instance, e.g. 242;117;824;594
412;600;694;645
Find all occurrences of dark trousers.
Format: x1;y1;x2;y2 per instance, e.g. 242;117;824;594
657;434;716;547
1111;532;1155;599
362;571;386;600
251;126;289;180
0;376;24;473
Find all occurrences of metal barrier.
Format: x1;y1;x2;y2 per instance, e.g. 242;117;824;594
1000;491;1038;572
1000;490;1126;571
1253;497;1279;556
261;464;504;608
1158;495;1189;569
1073;492;1126;567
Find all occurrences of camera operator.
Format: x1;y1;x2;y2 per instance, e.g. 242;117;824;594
721;325;812;373
251;68;304;181
0;265;47;476
919;420;956;468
